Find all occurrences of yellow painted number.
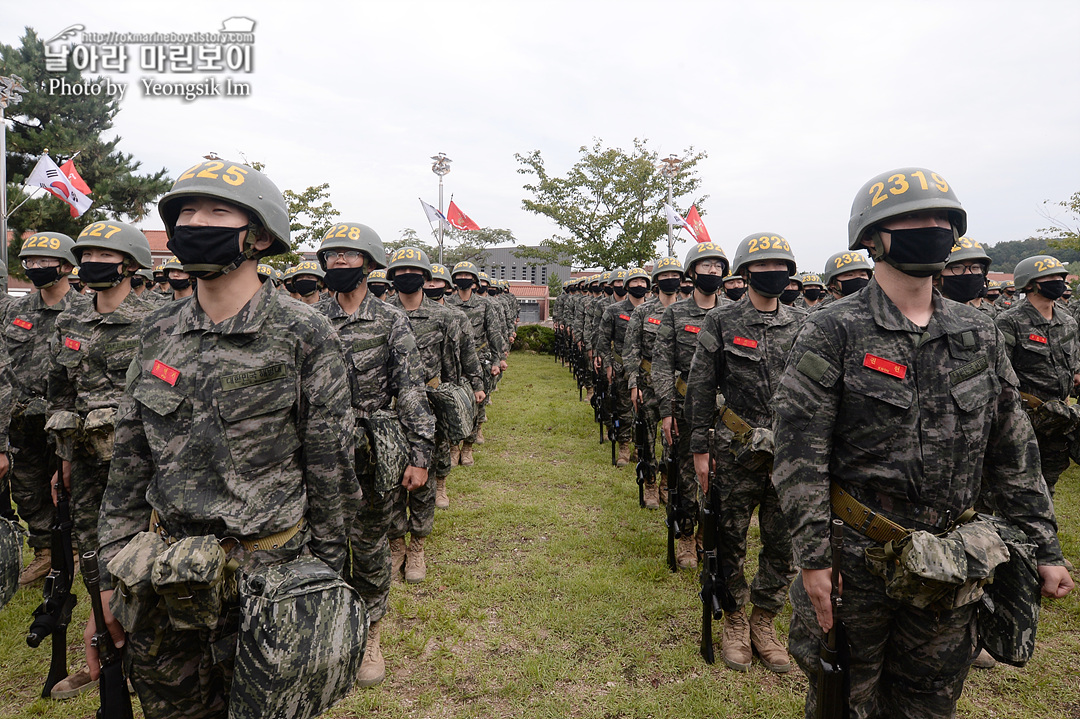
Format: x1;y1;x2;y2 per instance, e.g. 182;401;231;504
24;234;61;250
177;161;247;186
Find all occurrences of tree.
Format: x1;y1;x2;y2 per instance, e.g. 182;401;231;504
546;272;563;296
2;28;171;278
985;236;1080;272
515;138;707;269
1035;191;1080;252
394;225;515;268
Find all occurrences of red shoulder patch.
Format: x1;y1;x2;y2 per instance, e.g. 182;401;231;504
646;317;661;325
12;318;32;330
64;337;81;351
1028;333;1048;345
684;324;701;334
618;314;631;321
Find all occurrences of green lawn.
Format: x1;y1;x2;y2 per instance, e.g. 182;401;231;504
2;350;1078;718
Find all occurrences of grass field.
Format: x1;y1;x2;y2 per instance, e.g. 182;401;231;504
2;350;1078;718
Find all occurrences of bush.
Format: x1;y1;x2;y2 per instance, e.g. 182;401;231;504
512;324;555;354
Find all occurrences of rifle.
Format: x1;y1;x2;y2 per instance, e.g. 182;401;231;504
82;551;135;719
665;405;680;572
633;410;651;507
607;371;619;466
700;428;739;664
815;520;850;719
26;475;77;698
593;366;608;444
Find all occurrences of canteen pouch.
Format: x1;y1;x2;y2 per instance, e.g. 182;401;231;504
230;555;366;719
0;516;26;610
865;519;1009;610
151;535;226;631
44;410;82;462
359;409;409;494
976;515;1042;667
107;531;168;631
427;381;477;444
82;407;118;461
730;427;774;473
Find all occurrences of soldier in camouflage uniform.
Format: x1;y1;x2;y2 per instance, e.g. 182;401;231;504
163;254;194;301
995;254;1080;499
686;233;801;674
586;271;615;366
653;242;727;569
6;232;91;585
87;160;358;718
291;260;325;306
984;279;1002;305
624;258;684;508
366;269;390;300
0;325;17;610
315;222;434;687
772;167;1073;719
799;273;827;310
822;250;873;303
939;238;996;318
598;268;645;466
995;279;1016;310
574;276;599;399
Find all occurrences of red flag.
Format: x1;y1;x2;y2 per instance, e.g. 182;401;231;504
685;205;711;244
60;159;92;195
446;200;481;231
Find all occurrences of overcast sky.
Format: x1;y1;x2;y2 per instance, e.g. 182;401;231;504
3;0;1078;274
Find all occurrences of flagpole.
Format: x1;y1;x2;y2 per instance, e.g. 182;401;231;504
1;75;28;292
431;153;452;264
657;155;682;258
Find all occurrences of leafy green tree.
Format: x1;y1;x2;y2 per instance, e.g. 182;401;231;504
546;272;563;296
395;225;515;268
985;236;1080;272
516;138;707;269
2;28;171;278
1036;191;1080;251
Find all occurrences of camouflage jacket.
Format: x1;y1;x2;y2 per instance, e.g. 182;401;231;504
772;279;1063;569
3;289;91;414
597;297;640;371
685;298;802;454
652;297;719;418
446;291;507;363
98;282;358;584
995;298;1080;403
623;297;670;390
440;301;485;393
323;292;434;469
572;293;591;341
0;342;12;451
390;295;481;390
586;294;613;352
971;298;997;319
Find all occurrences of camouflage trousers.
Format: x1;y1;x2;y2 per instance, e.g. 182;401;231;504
9;414;54;549
347;471;392;624
712;451;796;614
789;538;976;719
70;453;110;555
609;367;633;443
434;432;452;479
388;480;435;540
635;381;661;480
1035;429;1070;497
672;411;701;536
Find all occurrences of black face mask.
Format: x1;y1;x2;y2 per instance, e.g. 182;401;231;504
880;226;955;277
804;288;824;302
168;277;192;291
369;284;389;297
627;285;649;299
613;286;627;298
679;285;694;295
454;277;475;291
839;277;870;296
694;274;723;294
1037;278;1067;300
941;274;986;303
323;266;365;293
656;277;682;295
78;261;126;289
293;278;320;297
424;286;446;300
747;270;790;299
779;289;801;304
130;275;145;289
25;266;62;288
985;292;1000;302
603;286;614;296
724;286;746;301
167;225;250;278
392;273;426;295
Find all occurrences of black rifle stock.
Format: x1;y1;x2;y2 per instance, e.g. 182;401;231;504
83;551;135;719
815;519;850;719
665;403;680;572
26;477;76;698
700;428;739;664
633;410;651;507
607;371;618;466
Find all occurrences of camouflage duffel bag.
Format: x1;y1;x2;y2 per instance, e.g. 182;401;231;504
359;409;409;494
976;515;1042;667
0;516;26;610
427;381;477;444
230;555;367;719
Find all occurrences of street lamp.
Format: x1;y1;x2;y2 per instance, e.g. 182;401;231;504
657;154;682;257
431;152;452;264
0;74;27;290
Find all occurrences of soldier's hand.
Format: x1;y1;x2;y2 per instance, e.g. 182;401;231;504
594;356;602;371
62;460;71;490
0;453;7;480
630;388;640;410
1038;564;1075;598
85;590;125;681
802;568;838;632
662;416;677;445
499;359;507;370
693;453;710;493
491;365;501;376
402;466;428;491
474;390;486;404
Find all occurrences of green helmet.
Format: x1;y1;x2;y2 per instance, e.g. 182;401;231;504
430;263;451;286
293;259;326;280
387;246;433;280
985;279;1003;292
651;256;685;280
626;267;650;287
452;261;480;282
823;251;874;287
256;264;275;282
1013;255;1067;291
317;222;386;270
801;272;825;288
20;231;78;266
478;271;491;285
731;233;796;276
611;268;628;285
599;271;612;285
848;167;966;251
74;220;154;269
163;255;184;273
945;236;991;270
272;268;283;283
1003;280;1015;290
158;158;290;257
367;268;390;285
683;242;729;277
788;274;803;289
69;267;80;282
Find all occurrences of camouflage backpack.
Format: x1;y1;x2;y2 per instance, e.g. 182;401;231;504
976;515;1042;667
230;555;366;719
358;408;409;493
0;516;26;609
427;381;477;444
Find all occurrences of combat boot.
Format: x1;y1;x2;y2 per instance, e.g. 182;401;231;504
585;387;595;402
356;620;385;687
971;648;997;669
460;442;475;466
659;484;668;505
748;605;792;673
19;547;51;586
405;536;426;583
616;442;631;467
450;445;460;467
475;424;486;445
50;666;97;699
389;537;406;583
435;478;450;509
642;481;660;510
721;608;752;671
676;535;697;569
